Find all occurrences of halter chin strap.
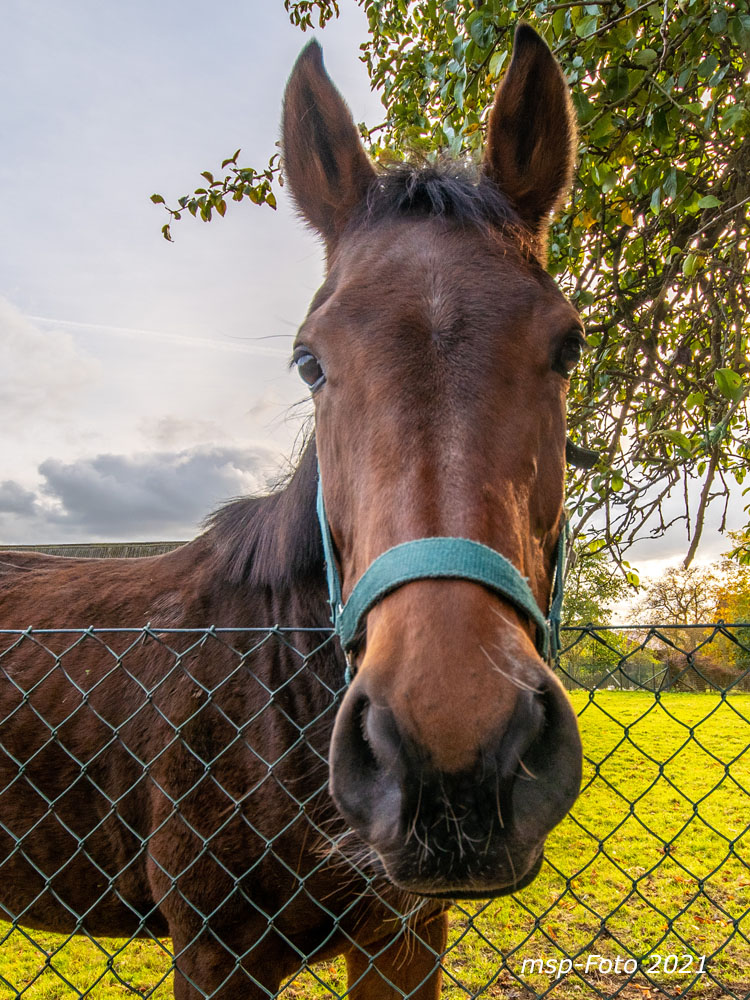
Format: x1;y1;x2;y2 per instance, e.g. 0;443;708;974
316;467;567;678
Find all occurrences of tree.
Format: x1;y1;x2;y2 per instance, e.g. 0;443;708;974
562;541;631;625
154;0;750;577
714;532;750;672
634;564;721;624
633;559;750;689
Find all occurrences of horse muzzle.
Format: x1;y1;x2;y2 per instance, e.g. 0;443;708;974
329;659;582;899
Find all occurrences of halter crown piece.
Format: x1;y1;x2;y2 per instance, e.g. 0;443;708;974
316;465;567;684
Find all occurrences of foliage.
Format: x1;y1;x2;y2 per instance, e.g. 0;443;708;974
151;152;279;242
153;0;750;573
284;0;340;29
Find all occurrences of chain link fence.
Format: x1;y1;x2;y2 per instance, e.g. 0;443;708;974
0;623;748;999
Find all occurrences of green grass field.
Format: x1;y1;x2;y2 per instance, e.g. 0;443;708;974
2;691;749;999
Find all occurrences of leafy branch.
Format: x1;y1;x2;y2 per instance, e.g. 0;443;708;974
151;151;280;242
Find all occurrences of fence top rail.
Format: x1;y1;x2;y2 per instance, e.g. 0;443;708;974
0;626;336;635
0;622;747;635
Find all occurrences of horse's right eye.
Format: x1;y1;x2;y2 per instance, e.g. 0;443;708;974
293;349;325;391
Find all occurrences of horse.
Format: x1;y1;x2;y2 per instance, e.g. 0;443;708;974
0;24;584;999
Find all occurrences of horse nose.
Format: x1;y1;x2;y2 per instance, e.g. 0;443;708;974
329;666;581;895
330;674;544;846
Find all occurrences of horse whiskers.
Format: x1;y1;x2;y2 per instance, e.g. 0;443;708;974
503;841;518;888
409;814;435;861
494;768;505;830
404;777;424;848
516;755;538;780
479;641;542;694
439;774;467;863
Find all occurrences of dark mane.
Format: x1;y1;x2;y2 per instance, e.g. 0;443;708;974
359;162;523;236
204;437;323;589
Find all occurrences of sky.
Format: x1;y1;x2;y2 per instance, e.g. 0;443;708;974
1;0;380;544
0;0;743;580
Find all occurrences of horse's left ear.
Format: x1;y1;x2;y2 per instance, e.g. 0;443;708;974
483;24;576;259
282;41;377;249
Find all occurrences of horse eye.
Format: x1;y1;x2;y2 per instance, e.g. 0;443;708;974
293;349;325;391
555;332;587;376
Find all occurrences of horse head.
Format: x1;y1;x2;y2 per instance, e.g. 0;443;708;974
283;25;583;898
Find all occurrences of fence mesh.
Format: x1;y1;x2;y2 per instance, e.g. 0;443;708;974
0;623;748;999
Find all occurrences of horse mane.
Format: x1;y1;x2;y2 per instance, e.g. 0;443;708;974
203;435;323;589
358;161;525;241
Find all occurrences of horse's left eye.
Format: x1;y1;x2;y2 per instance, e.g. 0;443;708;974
293;349;325;391
555;333;587;376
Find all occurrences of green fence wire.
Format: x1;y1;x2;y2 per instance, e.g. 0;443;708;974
0;624;748;999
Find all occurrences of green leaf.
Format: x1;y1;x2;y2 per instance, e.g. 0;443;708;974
572;89;596;125
589;113;613;142
467;12;493;48
682;252;701;277
715;368;744;401
685;391;704;409
710;9;728;33
605;66;630;101
452;76;465;110
697;195;721;209
657;430;693;457
488;49;508;78
611;471;624;491
575;14;598;37
634;48;657;66
150;193;165;204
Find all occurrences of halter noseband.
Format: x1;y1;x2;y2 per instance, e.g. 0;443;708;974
316;468;568;679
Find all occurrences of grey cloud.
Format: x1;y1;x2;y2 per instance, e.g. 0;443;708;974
1;444;277;542
0;480;37;515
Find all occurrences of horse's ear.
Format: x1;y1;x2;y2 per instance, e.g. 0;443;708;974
482;24;576;258
282;41;376;247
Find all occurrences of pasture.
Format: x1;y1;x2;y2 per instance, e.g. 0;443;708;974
2;689;748;999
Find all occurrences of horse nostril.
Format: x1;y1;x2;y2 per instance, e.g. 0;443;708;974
330;687;405;848
509;675;583;837
493;685;546;784
351;694;378;778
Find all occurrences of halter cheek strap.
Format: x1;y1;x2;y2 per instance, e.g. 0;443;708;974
316;468;567;675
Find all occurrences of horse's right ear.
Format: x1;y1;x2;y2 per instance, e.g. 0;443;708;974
282;41;376;248
483;24;576;259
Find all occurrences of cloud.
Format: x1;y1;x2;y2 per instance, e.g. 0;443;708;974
0;443;279;542
0;298;100;419
0;481;36;515
137;416;227;449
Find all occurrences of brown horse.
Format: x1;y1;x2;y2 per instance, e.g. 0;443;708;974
0;24;583;999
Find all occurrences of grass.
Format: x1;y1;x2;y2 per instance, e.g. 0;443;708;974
1;691;749;999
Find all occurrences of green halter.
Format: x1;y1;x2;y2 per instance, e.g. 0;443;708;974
316;467;567;678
